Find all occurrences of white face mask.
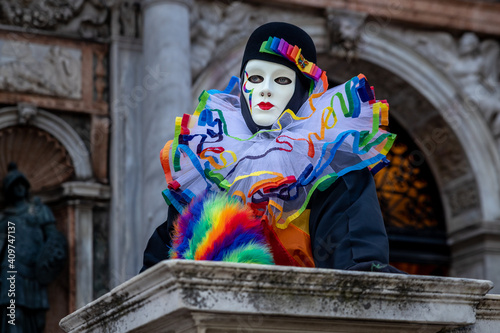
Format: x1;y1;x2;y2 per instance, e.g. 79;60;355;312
242;60;296;127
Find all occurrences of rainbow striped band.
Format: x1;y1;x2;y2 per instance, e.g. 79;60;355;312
259;36;323;81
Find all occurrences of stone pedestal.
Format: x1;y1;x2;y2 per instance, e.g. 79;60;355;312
60;261;499;333
473;295;500;333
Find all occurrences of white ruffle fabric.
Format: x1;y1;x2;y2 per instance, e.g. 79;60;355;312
160;74;395;230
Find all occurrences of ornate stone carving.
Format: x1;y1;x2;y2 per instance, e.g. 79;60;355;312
415;116;470;184
326;9;367;60
17;102;38;124
0;40;82;99
119;0;141;38
0;0;111;39
382;28;500;137
448;181;480;217
190;1;322;79
190;2;250;79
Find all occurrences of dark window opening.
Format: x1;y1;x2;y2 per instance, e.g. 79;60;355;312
374;118;450;276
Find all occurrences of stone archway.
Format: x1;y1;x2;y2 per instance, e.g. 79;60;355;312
356;29;500;227
0;106;92;180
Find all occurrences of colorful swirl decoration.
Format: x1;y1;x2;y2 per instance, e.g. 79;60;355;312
160;71;395;237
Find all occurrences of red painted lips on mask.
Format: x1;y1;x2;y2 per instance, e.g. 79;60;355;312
257;102;274;110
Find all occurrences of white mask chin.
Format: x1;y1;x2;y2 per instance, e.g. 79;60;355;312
243;60;296;127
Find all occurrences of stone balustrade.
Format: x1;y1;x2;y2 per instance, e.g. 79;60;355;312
60;260;499;333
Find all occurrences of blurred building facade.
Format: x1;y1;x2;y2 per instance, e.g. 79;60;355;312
0;0;499;331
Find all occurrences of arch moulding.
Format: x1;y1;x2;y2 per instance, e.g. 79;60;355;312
0;106;92;180
356;29;500;227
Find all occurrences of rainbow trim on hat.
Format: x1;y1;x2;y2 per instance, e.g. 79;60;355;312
259;36;323;81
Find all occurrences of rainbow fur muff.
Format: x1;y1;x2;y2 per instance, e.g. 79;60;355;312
169;191;275;265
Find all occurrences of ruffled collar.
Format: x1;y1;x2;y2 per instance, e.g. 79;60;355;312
160;74;395;230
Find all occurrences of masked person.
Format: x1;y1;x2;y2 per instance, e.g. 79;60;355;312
141;22;400;272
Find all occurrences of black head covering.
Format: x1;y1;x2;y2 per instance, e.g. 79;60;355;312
3;162;30;197
240;22;317;133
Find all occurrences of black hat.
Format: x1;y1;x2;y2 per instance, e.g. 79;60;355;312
240;22;317;76
239;22;318;133
3;162;30;195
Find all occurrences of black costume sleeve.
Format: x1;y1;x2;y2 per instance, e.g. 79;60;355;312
308;168;392;271
139;207;179;273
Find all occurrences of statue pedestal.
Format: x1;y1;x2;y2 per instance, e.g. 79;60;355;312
59;260;500;333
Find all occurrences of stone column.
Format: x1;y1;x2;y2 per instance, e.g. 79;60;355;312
73;201;93;309
62;181;110;309
109;3;145;287
141;0;193;254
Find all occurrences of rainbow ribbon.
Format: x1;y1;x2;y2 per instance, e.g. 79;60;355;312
259;36;323;81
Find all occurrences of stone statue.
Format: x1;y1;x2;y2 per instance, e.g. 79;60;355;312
0;162;67;332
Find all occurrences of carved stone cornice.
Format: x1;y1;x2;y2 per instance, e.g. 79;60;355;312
62;182;111;200
0;0;113;39
448;222;500;249
249;0;500;36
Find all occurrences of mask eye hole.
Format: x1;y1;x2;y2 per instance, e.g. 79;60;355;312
275;77;292;85
248;75;263;83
